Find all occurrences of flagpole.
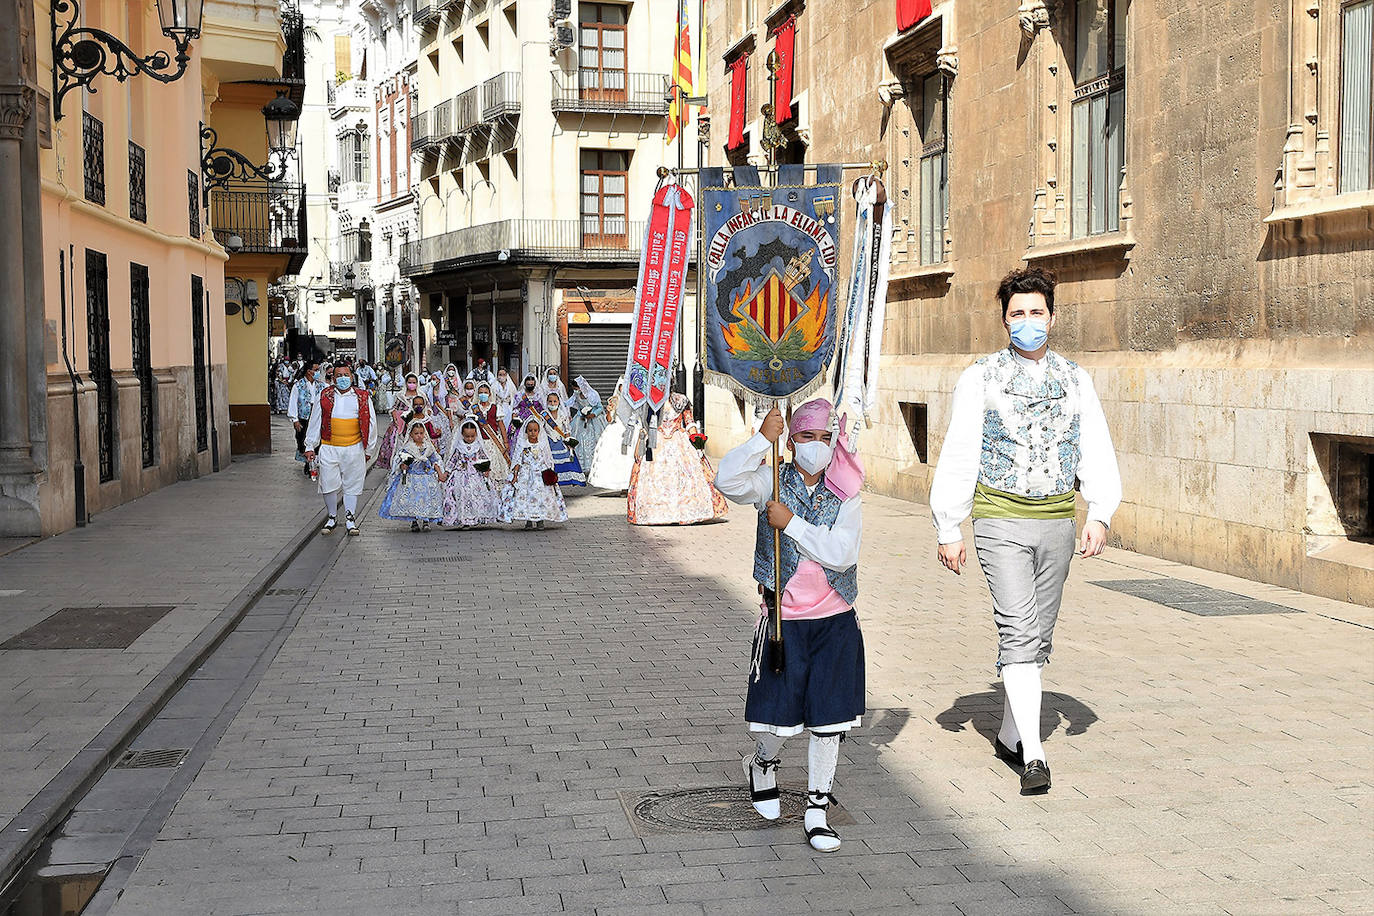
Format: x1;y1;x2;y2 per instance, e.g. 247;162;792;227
762;51;786;675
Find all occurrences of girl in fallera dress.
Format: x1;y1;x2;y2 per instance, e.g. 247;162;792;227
473;383;510;480
442;418;502;529
376;371;421;468
503;417;568;530
587;377;640;491
568;376;609;472
540;390;586;486
627;393;728;525
379;420;449;532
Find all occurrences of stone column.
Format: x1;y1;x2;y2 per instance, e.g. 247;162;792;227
0;84;34;474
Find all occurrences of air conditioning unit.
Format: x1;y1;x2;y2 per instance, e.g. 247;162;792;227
551;21;575;49
549;0;571;21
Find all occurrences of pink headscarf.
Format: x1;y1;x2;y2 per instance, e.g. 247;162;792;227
788;398;864;500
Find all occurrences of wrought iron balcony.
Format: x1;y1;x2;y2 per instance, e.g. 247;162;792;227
454;86;479;133
551;71;671;115
128;140;146;223
415;0;439;27
433;97;453;141
411;110;433;152
210;183;309;273
328;78;371;116
481;72;521;120
83;111;104;205
401;218;649;276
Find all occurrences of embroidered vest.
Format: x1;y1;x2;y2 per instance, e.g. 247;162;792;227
295;382;313;419
319;387;370;446
977;348;1082;499
753;462;859;606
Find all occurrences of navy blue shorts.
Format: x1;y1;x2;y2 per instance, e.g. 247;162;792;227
745;610;866;733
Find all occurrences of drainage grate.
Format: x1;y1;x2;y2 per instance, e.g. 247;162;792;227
114;748;190;769
0;606;176;649
620;786;854;836
414;556;467;563
1091;578;1300;617
264;588;306;596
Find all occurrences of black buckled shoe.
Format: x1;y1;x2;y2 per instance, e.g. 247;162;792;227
321;516;337;535
804;791;841;852
743;754;781;820
994;736;1024;766
1020;760;1051;794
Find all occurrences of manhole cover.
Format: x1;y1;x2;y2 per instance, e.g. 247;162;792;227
1091;579;1299;617
620;786;853;836
0;606;176;650
114;748;189;769
264;588;306;596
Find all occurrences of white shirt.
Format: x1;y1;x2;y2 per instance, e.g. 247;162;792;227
286;379;316;422
304;386;378;455
714;432;863;572
929;349;1122;544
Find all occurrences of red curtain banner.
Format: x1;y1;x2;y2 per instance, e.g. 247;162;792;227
770;16;795;123
727;55;748;149
896;0;933;32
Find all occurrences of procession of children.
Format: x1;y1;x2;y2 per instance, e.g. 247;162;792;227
372;365;726;533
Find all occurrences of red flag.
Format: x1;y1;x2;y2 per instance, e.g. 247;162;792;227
727;55;747;150
770;16;795;123
896;0;933;32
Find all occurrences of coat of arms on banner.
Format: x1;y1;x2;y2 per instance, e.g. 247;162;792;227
700;164;842;402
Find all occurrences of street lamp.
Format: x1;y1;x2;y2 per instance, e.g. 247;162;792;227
51;0;205;120
199;91;302;204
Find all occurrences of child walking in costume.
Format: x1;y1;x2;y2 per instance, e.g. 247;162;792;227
714;398;864;853
379;420;448;532
503;417;568;530
442;418;502;529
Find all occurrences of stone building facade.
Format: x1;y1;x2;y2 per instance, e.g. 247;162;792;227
701;0;1374;605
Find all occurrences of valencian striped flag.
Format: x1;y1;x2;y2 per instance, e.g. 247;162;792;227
666;0;693;142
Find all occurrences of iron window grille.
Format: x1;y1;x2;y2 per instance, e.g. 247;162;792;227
191;275;208;452
187;170;200;237
83;111;105;205
129;141;147;223
85;250;115;482
131;263;155;467
1071;0;1126;238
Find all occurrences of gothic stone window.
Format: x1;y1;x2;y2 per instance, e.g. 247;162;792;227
884;13;953;271
1070;0;1126;238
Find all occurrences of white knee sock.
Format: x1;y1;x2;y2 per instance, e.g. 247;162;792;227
807;732;841;795
1001;663;1045;763
342;493;358;516
324;490;340;518
998;688;1020;749
754;732;787;763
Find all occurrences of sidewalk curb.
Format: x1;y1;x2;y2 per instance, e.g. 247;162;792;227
0;498;333;892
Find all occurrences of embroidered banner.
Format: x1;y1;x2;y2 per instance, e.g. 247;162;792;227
700;164;842;403
833;174;892;443
624;182;695;414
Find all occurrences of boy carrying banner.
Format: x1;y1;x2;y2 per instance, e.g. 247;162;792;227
715;398;863;853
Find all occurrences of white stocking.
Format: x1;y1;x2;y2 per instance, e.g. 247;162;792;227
323;490;340;518
1001;663;1045;763
342;493;358;516
754;732;787;763
807;732;841;795
998;688;1020;749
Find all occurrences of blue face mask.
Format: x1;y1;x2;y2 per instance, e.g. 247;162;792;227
1009;317;1049;352
478;393;490;403
335;376;353;391
313;370;323;383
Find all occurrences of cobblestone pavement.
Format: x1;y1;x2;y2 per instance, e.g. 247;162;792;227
0;419;323;823
102;471;1372;916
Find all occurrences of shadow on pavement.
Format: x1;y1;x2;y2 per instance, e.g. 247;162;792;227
935;683;1100;744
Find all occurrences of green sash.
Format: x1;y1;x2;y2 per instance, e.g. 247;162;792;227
972;482;1076;521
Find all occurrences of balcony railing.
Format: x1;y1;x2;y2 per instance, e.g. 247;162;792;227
415;0;439;27
280;9;305;84
433;97;453;141
211;184;308;268
411;110;432;152
328;78;371;115
551;71;671;115
454;86;479;133
401;218;648;275
481;72;521;120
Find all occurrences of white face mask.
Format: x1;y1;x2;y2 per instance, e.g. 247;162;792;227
792;440;833;476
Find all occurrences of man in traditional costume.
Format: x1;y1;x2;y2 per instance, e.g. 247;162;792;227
930;267;1121;794
304;363;378;536
715;398;863;853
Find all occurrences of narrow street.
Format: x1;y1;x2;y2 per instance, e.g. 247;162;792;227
4;425;1364;914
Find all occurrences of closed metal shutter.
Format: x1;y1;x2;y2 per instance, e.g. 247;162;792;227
567;322;632;401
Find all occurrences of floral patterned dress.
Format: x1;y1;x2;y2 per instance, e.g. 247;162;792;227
627;411;728;526
502;437;568;523
441;442;502;527
378;449;445;523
